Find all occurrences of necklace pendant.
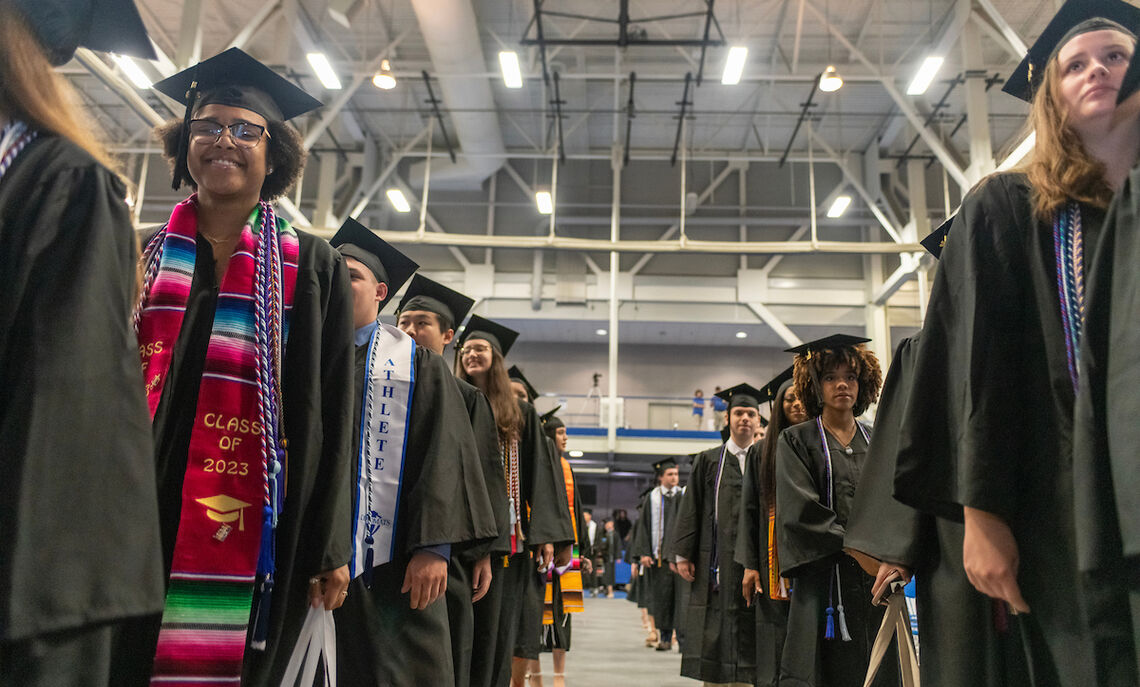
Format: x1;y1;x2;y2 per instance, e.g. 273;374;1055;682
844;446;853;455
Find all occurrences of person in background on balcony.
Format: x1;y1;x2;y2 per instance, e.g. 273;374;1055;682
692;389;706;429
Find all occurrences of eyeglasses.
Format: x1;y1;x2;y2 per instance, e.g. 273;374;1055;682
188;119;271;148
461;343;491;356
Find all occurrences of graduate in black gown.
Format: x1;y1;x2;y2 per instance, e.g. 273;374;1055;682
1075;43;1140;682
457;317;574;687
130;50;355;687
673;383;764;686
0;3;163;684
630;458;683;651
330;222;498;686
893;6;1140;684
775;335;892;687
395;274;508;687
735;369;806;687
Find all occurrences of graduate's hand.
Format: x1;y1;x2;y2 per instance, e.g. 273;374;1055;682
554;544;573;568
308;565;350;610
963;507;1030;614
669;562;678;574
639;556;654;567
538;543;555;569
741;568;761;606
472;554;493;603
871;562;912;605
402;551;448;610
582;557;593;574
676;560;696;583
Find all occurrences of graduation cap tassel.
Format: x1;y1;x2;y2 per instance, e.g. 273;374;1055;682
362;538;375;590
250;506;276;650
824;573;837;640
172;81;198;191
835;566;852;642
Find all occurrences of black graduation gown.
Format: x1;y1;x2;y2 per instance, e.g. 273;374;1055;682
630;486;681;632
673;444;756;684
599;530;619;587
542;459;588;652
775;422;894;687
892;173;1134;686
1075;164;1140;679
627;494;651;610
734;442;790;687
481;400;574;687
844;334;1033;687
0;136;165;651
450;377;507;687
118;224;355;686
334;342;498;687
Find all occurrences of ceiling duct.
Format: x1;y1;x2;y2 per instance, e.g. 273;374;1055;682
407;0;506;190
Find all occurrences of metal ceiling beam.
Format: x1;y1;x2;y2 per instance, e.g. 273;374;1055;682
670;73;694;167
421;71;457;163
622;72;636;167
972;0;1029;57
174;0;204;69
800;0;970;191
227;0;281;51
390;175;472;268
806;132;903;242
550;72;566;164
345;126;431;221
779;76;819;167
746;302;803;348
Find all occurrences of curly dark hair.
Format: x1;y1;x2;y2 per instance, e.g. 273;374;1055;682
155;118;307;201
792;344;883;418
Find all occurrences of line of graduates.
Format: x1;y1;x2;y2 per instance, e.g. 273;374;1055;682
0;11;587;685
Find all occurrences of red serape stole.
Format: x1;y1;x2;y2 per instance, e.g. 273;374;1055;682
544;457;584;624
136;197;298;683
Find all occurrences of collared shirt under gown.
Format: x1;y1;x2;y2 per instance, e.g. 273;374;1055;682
891;173;1135;687
0;135;165;649
334;332;499;687
672;443;756;684
135;225;357;687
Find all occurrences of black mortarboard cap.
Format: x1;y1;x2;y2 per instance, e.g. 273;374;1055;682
921;217;954;260
1119;32;1140;102
652;457;678;474
715;383;765;410
154;48;323;189
15;0;155;66
1002;0;1140;102
331;218;419;309
397;274;474;332
540;406;565;431
785;333;871;356
756;366;794;404
458;315;520;356
508;365;538;401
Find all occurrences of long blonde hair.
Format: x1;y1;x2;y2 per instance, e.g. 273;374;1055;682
1019;42;1124;223
0;2;117;172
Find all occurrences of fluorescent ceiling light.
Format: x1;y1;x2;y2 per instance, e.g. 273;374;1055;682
306;52;342;90
596;328;608;336
826;195;853;218
721;46;748;85
111;54;152;89
573;466;610;474
535;190;554;215
386;188;411;213
818;65;843;92
907;56;944;96
499;51;523;89
568;450;584;458
735;331;747;339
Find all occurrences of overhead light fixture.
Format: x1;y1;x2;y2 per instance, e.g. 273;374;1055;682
573;466;611;474
386;188;411;213
818;64;843;92
907;56;944;96
306;52;342;90
735;331;747;339
596;328;608;336
372;59;397;90
827;195;853;218
568;450;584;458
721;46;748;85
535;190;554;215
499;51;523;89
111;54;152;89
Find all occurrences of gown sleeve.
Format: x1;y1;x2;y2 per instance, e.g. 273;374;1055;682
672;454;707;563
458;381;510;560
521;401;575;546
775;428;844;577
844;336;925;567
894;175;1030;524
734;445;763;571
630;494;651;559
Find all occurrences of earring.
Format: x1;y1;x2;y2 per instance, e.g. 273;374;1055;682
267;167;275;175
